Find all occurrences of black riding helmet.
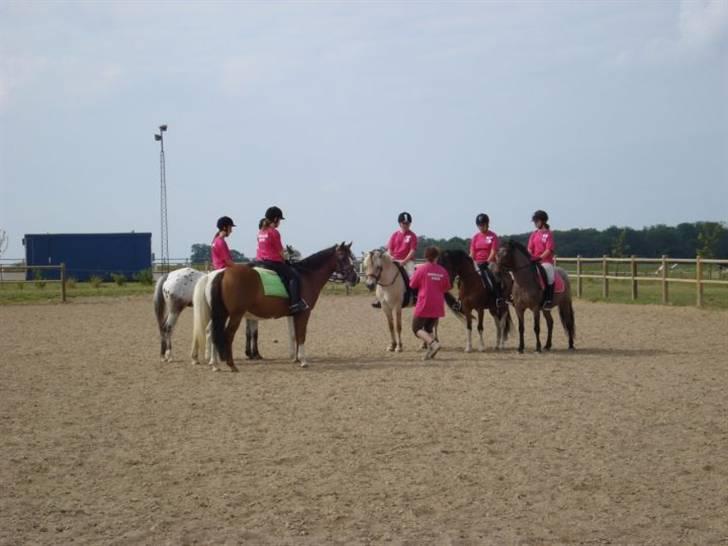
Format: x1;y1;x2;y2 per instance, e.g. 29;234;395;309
398;211;413;224
265;206;285;222
532;210;549;223
475;213;490;226
217;216;236;230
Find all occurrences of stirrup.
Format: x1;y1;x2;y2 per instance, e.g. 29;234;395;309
289;300;310;314
542;300;554;311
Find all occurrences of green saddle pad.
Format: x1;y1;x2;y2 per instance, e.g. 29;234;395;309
253;267;289;299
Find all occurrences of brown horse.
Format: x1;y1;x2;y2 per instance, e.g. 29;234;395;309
210;243;358;370
437;249;512;352
496;240;575;353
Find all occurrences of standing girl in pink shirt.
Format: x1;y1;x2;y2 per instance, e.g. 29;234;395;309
409;246;451;360
469;213;504;308
527;209;556;310
256;206;309;314
211;216;236;270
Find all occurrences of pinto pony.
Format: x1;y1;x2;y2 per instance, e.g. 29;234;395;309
154;267;206;361
437;249;512;351
210;243;358;370
496;240;575;353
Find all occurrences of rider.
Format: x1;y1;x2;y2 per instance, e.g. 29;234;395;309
410;246;451;360
527;209;556;310
256;206;309;314
470;213;504;308
211;216;236;270
372;212;418;308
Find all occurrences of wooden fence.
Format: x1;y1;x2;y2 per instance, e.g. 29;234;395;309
554;255;728;307
0;264;68;302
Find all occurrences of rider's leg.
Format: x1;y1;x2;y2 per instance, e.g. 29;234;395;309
542;263;555;310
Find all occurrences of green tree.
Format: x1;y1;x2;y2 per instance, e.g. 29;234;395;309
190;243;212;264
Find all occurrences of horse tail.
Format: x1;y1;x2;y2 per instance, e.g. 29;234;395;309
209;270;229;361
153;272;167;328
444;292;466;324
191;274;210;360
559;299;576;341
502;306;512;342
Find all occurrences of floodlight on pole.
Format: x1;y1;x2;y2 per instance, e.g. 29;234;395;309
154;125;169;273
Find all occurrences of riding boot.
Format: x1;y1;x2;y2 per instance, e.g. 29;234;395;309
542;283;554;310
288;279;309;314
371;300;382;309
494;282;505;310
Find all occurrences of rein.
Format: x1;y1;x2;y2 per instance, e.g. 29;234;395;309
366;254;401;287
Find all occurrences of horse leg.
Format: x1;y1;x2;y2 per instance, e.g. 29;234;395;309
464;310;473;353
477;308;485;352
294;313;311;367
543;310;554;351
245;320;253;359
251;321;262;360
223;314;243;372
516;307;525;354
533;308;542;353
383;305;396;352
395;306;403;352
162;301;184;362
287;316;297;361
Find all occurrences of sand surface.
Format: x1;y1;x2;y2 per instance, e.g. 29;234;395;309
1;295;727;545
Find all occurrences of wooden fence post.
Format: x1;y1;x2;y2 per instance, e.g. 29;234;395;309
602;255;609;299
576;255;582;298
661;255;668;304
696;255;703;307
630;255;638;301
60;263;67;303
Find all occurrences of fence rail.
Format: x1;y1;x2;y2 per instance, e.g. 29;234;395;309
0;264;67;302
555;255;728;307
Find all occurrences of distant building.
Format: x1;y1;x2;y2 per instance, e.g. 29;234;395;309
23;232;152;281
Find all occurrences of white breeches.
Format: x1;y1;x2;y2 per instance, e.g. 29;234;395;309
541;263;555;284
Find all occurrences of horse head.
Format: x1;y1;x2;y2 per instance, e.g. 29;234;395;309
437;249;470;282
334;242;359;286
497;239;531;271
362;248;390;291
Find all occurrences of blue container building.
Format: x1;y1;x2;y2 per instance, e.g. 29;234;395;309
24;232;153;281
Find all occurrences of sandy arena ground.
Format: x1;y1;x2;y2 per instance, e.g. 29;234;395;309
1;295;727;545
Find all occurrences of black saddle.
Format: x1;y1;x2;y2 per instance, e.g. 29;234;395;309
394;262;415;308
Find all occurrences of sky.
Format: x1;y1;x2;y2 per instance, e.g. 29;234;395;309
1;0;726;260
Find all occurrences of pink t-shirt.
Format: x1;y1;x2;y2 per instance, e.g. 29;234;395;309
410;262;451;319
211;236;233;269
256;227;284;262
470;230;499;264
527;229;555;264
388;229;417;261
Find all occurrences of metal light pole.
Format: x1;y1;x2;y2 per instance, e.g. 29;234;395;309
154;124;169;273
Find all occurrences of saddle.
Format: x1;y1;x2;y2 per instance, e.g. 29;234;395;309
251;265;289;299
394;262;415;308
534;263;566;294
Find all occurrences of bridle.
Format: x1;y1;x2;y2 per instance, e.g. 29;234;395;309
366;252;401;287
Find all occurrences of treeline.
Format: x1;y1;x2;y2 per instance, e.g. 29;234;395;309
415;222;728;259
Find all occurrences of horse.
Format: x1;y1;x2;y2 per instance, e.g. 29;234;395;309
437;249;512;352
210;243;359;370
362;249;412;352
496;240;575;353
154;267;206;361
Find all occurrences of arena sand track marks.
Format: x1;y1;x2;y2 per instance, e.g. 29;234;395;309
1;296;727;545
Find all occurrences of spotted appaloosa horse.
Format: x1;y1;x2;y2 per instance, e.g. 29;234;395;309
209;243;359;370
154;267;205;362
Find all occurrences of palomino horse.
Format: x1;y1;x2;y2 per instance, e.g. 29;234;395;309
437;249;512;352
362;249;413;352
210;243;359;370
496;240;575;353
154;267;205;361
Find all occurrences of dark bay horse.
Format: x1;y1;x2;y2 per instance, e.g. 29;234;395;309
438;249;512;351
496;240;575;353
210;243;359;370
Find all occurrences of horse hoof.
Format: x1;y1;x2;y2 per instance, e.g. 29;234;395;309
229;366;239;373
387;346;395;352
300;361;308;368
211;366;220;372
395;346;403;353
517;349;524;354
464;347;472;354
569;346;576;352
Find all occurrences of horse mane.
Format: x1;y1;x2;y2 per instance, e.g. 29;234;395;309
441;248;470;263
507;239;531;258
293;245;337;273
